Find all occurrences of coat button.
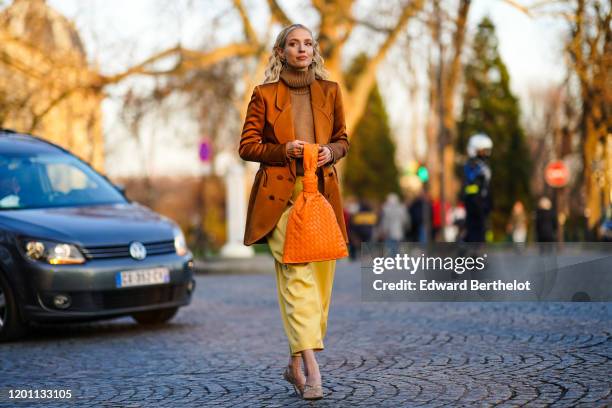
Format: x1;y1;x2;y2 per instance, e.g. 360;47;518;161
288;177;294;182
277;175;283;180
328;172;333;177
269;195;275;200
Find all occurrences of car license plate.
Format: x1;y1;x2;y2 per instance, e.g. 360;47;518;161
116;267;170;288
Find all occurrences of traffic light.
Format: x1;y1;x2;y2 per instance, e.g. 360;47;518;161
417;165;429;183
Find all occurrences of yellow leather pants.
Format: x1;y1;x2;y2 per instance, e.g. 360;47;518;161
267;176;336;357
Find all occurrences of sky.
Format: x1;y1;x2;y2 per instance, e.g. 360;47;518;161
45;0;569;178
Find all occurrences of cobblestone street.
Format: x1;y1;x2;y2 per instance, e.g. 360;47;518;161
0;259;610;407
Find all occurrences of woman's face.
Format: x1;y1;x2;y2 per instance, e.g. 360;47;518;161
279;28;314;71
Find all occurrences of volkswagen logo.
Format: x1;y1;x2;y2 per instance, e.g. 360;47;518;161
129;242;147;260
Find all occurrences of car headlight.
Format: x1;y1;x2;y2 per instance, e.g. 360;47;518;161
173;227;188;256
24;240;85;265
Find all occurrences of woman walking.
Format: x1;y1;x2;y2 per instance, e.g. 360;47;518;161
238;24;350;400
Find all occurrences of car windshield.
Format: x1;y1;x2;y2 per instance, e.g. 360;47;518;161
0;152;127;210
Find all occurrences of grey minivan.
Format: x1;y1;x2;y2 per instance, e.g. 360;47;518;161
0;129;196;341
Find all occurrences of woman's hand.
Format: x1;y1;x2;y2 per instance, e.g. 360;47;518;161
317;145;333;167
285;140;306;159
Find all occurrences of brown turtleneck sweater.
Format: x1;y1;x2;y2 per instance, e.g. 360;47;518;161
279;66;316;176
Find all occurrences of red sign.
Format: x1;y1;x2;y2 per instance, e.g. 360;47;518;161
545;160;569;188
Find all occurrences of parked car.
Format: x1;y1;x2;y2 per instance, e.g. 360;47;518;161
0;129;196;341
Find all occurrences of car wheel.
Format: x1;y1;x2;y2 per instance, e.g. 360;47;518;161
0;272;28;342
131;307;179;325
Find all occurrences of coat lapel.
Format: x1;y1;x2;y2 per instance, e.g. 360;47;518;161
310;79;331;145
273;81;294;144
272;78;332;146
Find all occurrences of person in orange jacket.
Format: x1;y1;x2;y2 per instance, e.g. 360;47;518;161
239;23;349;400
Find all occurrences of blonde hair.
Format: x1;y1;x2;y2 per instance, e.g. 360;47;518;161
263;24;330;84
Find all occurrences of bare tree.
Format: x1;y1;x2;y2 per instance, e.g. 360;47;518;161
566;0;611;229
423;0;472;219
2;0;430;138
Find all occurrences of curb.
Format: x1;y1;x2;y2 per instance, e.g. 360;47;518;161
193;255;275;275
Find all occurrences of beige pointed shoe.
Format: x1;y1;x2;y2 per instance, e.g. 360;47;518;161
302;383;323;400
283;366;304;397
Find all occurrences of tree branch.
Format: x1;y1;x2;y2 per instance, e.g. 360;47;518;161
232;0;258;43
369;0;425;72
444;0;471;97
180;43;257;70
97;46;182;85
500;0;565;17
349;17;392;34
311;0;326;14
0;50;45;81
501;0;532;16
29;88;79;132
97;43;257;86
329;0;357;71
345;0;426;130
266;0;292;25
0;29;87;73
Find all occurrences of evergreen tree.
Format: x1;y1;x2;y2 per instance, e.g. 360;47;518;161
457;17;532;240
343;54;400;203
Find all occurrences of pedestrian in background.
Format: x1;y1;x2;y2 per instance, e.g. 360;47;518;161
431;197;444;242
507;200;528;243
379;193;409;255
239;23;349;400
351;198;377;248
344;196;359;260
408;189;432;243
461;133;493;242
535;197;557;242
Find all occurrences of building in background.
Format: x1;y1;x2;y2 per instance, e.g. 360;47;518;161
0;0;104;171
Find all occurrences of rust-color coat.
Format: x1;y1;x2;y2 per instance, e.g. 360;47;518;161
239;78;350;246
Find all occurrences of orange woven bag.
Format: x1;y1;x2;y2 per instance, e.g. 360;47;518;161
282;143;348;263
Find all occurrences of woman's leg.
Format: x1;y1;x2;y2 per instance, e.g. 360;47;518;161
312;259;335;342
288;354;305;385
267;175;335;390
302;259;334;385
301;349;321;386
272;259;325;355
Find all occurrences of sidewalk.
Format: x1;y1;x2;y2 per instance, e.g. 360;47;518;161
193;254;275;275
